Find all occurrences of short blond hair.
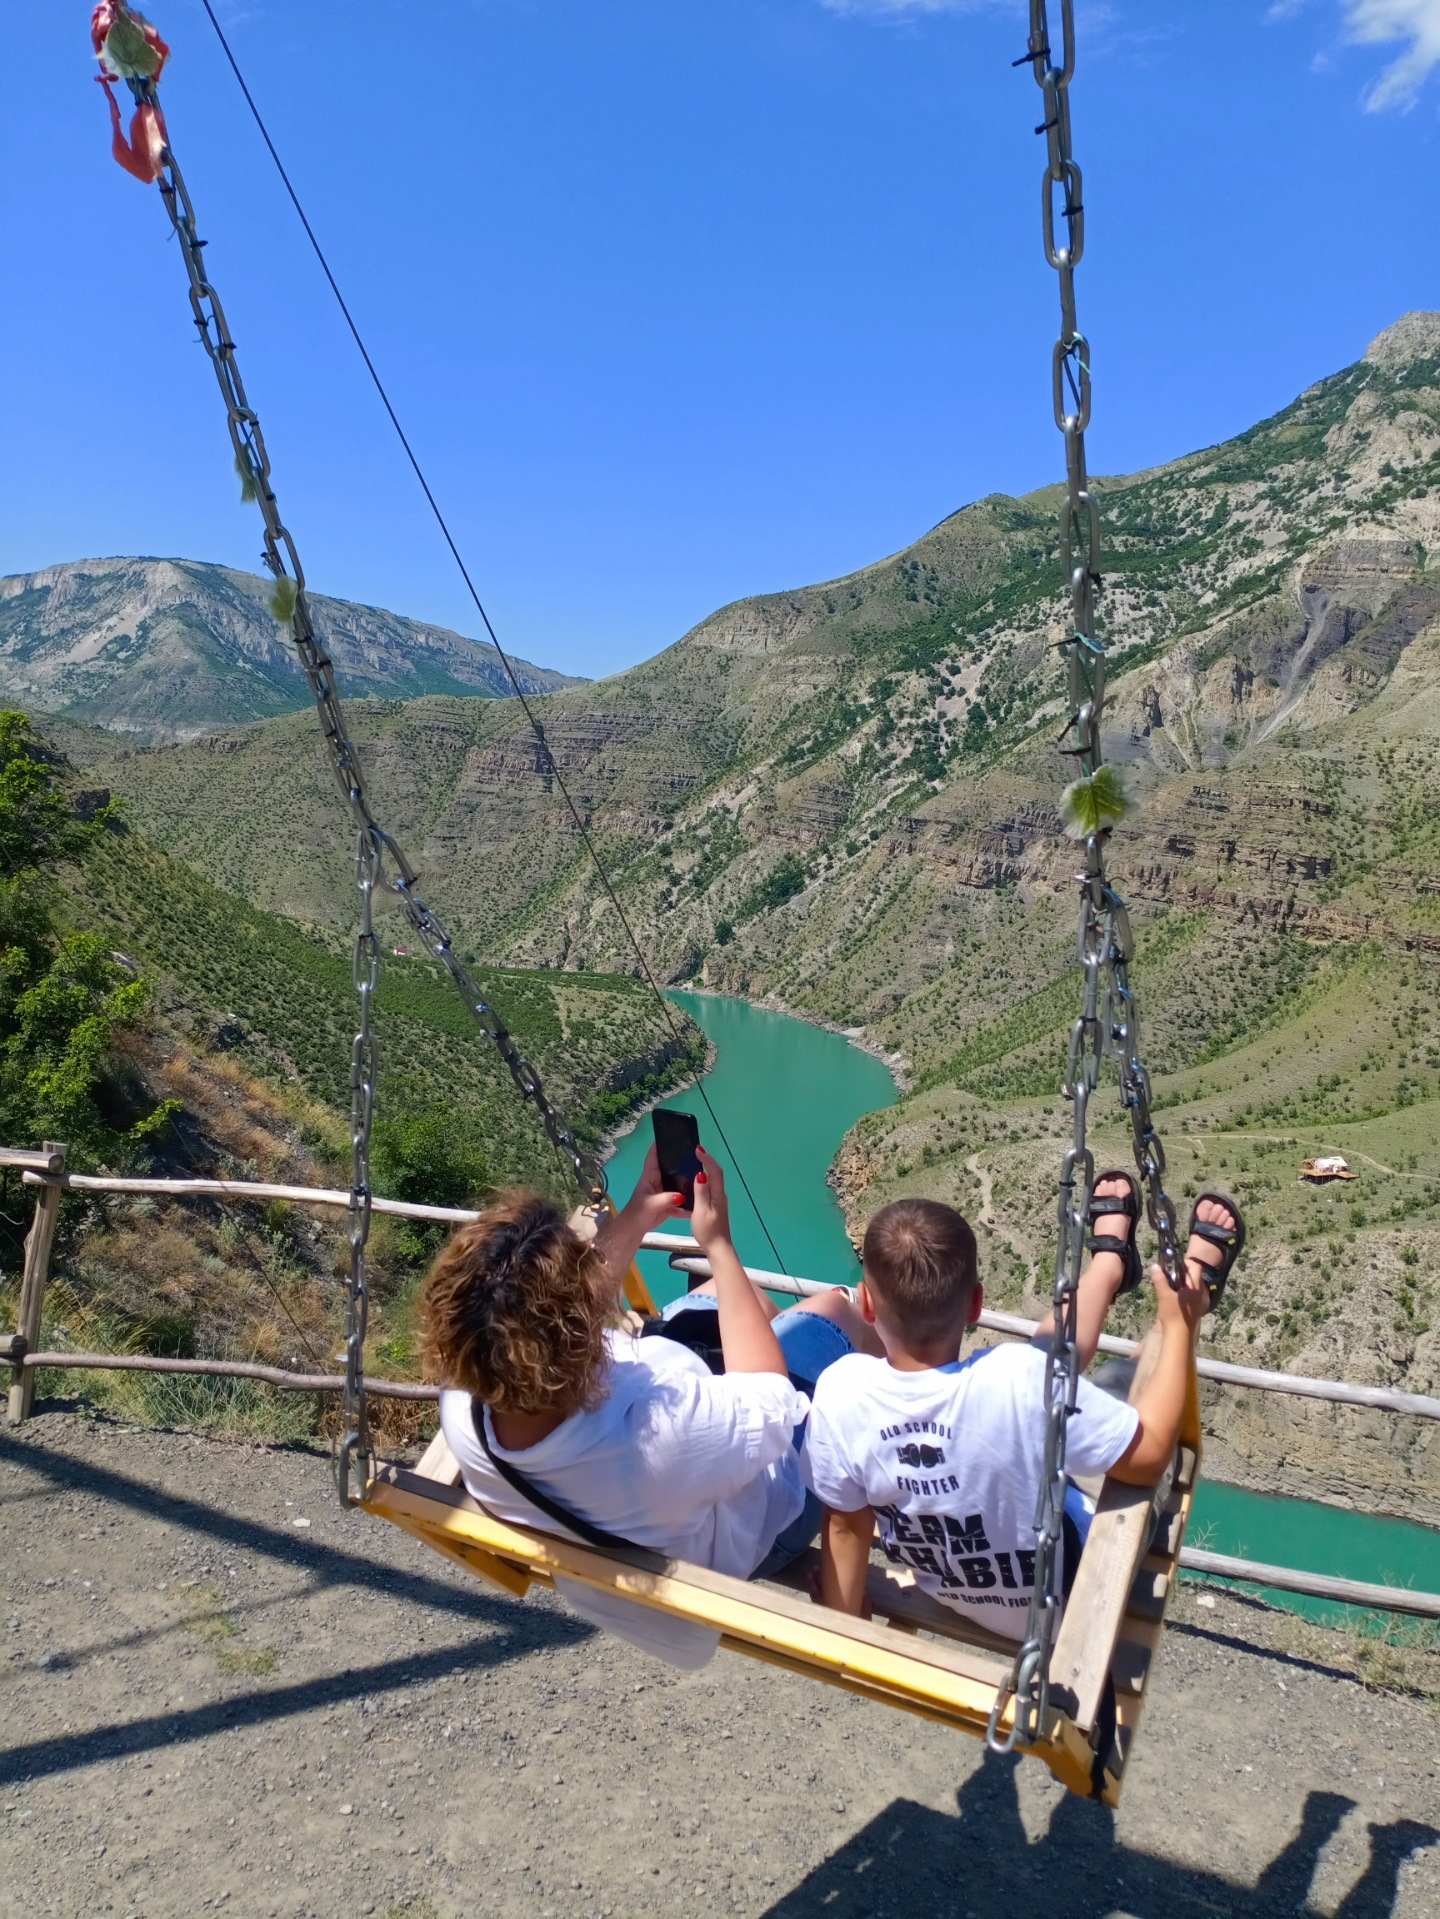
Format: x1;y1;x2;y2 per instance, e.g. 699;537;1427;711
862;1198;978;1343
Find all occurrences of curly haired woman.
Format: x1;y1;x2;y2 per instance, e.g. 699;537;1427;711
422;1144;879;1667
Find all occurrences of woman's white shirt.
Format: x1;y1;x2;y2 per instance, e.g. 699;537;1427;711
440;1329;809;1668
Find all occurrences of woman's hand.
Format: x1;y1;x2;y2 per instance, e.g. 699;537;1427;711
623;1144;694;1236
690;1147;734;1258
692;1149;786;1377
592;1145;692;1293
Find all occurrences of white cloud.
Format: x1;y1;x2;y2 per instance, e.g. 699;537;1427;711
819;1;1438;108
1342;0;1440;107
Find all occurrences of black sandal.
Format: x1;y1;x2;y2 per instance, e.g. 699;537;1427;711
1087;1171;1144;1297
1187;1193;1245;1306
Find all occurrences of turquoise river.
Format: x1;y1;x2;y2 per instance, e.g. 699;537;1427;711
607;990;1440;1632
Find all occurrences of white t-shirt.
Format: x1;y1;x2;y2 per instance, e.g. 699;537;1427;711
440;1329;810;1669
804;1342;1139;1640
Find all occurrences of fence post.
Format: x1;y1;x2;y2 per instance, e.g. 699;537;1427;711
6;1141;67;1426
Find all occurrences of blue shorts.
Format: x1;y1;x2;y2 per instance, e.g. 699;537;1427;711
658;1290;855;1578
658;1289;855;1394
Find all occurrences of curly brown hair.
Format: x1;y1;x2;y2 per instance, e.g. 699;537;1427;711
420;1191;612;1415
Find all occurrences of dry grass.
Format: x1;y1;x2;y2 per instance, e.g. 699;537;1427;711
1228;1595;1440;1707
120;1027;346;1179
2;1034;439;1447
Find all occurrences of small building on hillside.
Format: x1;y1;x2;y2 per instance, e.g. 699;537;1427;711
1300;1154;1356;1182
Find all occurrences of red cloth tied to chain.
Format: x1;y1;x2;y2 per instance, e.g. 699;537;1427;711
91;3;171;184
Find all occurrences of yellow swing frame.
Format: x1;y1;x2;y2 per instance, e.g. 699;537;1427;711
363;1318;1201;1806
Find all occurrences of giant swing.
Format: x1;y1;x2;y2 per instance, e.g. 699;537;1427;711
88;0;1219;1801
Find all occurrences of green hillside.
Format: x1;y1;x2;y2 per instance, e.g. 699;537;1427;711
69;825;702;1190
25;312;1440;1500
0;713;709;1443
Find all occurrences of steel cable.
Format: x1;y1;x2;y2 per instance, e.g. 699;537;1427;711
194;0;786;1277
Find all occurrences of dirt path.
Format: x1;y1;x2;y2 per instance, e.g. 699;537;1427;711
4;1409;1440;1919
965;1155;1032;1262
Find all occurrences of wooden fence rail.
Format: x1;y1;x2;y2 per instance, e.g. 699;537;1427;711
5;1348;434;1399
657;1243;1440;1423
11;1170;1440;1419
8;1155;1440;1623
7;1346;1439;1622
20;1169;481;1224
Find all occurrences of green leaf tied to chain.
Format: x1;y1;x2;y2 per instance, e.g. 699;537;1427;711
269;574;298;625
235;454;258;505
1059;762;1132;840
102;13;163;80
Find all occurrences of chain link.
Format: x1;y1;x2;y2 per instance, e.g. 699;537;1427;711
988;0;1182;1758
115;49;605;1504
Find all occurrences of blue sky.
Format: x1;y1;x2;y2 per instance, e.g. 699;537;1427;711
2;1;1437;679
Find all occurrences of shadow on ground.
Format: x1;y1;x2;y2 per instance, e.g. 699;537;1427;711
764;1753;1437;1918
0;1430;592;1787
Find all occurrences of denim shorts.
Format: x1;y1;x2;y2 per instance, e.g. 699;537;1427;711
658;1290;855;1580
658;1289;855;1395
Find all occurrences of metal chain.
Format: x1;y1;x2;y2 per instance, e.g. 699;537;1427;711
112;48;605;1505
987;0;1183;1758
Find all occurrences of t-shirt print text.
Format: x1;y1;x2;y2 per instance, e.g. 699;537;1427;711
875;1505;1035;1608
879;1419;953;1442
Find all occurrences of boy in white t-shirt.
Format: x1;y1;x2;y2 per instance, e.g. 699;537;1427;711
806;1186;1231;1638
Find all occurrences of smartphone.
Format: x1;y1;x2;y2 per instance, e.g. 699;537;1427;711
652;1108;702;1209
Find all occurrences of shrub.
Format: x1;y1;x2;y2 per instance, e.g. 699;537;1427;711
371;1098;490;1267
735;854;808;922
0;714;159;1272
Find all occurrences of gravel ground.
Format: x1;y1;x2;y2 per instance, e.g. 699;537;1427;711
3;1407;1440;1919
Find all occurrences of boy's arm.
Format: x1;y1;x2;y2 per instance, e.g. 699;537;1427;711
1106;1261;1207;1485
821;1504;875;1616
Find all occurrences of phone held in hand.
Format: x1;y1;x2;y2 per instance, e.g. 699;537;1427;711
652;1108;701;1209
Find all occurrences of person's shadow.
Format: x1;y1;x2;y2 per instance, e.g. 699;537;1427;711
763;1749;1436;1918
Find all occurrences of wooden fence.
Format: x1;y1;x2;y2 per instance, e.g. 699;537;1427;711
5;1153;1439;1622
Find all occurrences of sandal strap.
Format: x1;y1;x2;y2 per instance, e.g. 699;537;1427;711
1085;1229;1145;1297
1191;1218;1239;1251
1187;1192;1246;1307
1086;1234;1132;1257
1087;1171;1140;1226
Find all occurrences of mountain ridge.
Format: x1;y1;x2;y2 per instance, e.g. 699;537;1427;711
53;313;1440;988
0;555;583;743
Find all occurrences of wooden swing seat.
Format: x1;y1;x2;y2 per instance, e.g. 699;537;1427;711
362;1334;1201;1806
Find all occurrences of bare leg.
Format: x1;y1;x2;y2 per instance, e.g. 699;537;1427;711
784;1284;886;1358
1034;1173;1132;1369
1038;1193;1241;1370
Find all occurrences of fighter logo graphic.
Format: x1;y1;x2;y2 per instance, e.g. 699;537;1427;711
896;1442;945;1469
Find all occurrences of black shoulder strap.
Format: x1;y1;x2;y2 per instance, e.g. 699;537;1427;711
471;1398;638;1554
